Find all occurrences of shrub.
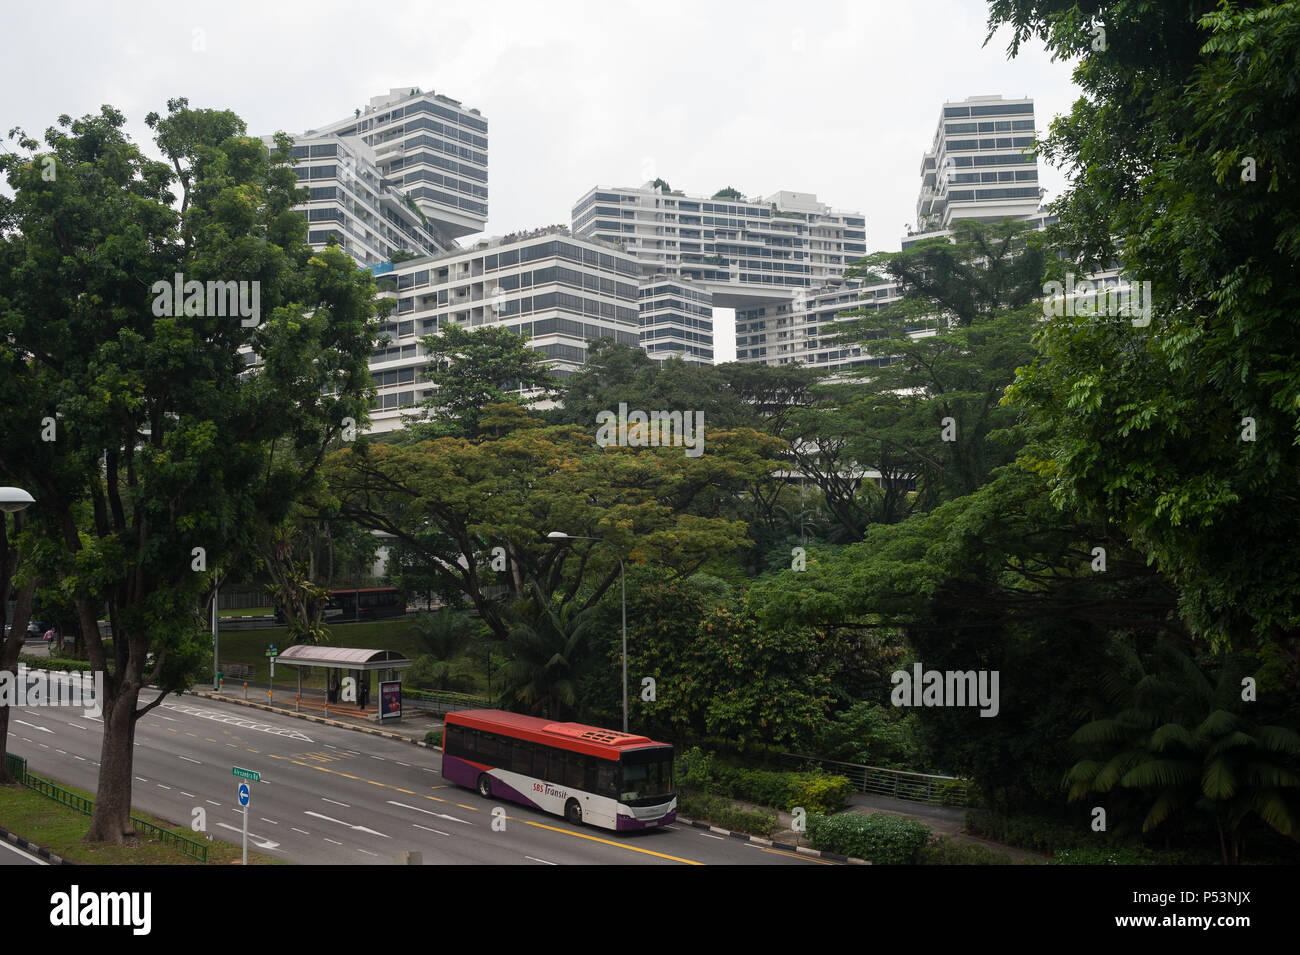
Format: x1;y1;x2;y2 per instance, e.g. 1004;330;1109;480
965;810;1092;853
675;747;850;813
790;774;853;814
679;794;777;837
18;655;92;673
808;812;931;864
916;836;1013;865
1051;847;1157;865
424;731;441;746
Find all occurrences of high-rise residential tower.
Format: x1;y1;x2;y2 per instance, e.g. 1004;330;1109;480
915;94;1040;233
263;87;488;267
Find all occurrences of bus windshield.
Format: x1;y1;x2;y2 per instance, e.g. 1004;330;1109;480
619;748;674;805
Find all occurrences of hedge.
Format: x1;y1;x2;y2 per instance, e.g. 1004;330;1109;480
678;794;777;837
808;812;931;864
916;836;1015;865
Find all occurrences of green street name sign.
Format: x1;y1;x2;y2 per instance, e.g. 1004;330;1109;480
232;767;261;782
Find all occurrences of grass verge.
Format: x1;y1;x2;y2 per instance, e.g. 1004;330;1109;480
0;780;282;865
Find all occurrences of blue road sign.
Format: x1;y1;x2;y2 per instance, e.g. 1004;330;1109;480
238;782;251;807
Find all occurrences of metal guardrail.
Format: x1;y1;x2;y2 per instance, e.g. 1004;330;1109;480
23;773;95;815
16;765;209;862
3;752;26;782
780;753;970;807
403;689;491;714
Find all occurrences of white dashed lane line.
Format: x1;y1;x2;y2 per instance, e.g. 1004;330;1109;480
322;798;350;808
525;856;557;865
357;849;379;857
413;824;450;836
304;811;391;839
178;755;202;764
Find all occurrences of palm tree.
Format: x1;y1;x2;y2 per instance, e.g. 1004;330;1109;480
1067;636;1300;863
496;580;598;720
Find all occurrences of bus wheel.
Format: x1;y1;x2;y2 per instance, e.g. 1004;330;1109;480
477;775;492;798
565;799;583;826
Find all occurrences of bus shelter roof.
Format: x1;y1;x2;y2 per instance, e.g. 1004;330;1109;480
273;645;413;671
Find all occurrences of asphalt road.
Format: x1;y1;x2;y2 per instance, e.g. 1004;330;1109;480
0;840;46;865
4;685;827;866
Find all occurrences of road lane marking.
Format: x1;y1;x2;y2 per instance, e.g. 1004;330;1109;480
698;833;724;841
322;798;351;808
291;827;310;835
157;784;172;790
324;838;343;845
357;848;378;857
525;856;557;865
261;818;278;825
413;824;449;836
762;846;835;864
386;801;472;826
522;820;703;865
14;719;52;734
396;762;409;767
55;749;67;755
64;721;90;730
216;823;279;849
178;755;202;764
305;811;390;839
160;702;313;742
73;755;85;761
207;800;221;807
0;839;48;865
185;732;197;737
181;792;195;798
455;804;480;812
135;776;147;782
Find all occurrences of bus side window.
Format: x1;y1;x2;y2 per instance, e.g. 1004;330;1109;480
533;746;550;781
563;752;584;790
583;755;598;793
446;724;464;757
512;739;533;775
598;762;617;796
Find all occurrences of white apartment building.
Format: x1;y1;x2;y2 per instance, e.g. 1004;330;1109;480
915;95;1041;233
741;96;1049;371
572;183;867;304
366;228;644;433
263;88;488;267
638;275;714;364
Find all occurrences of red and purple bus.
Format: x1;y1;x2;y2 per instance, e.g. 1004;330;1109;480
441;709;676;832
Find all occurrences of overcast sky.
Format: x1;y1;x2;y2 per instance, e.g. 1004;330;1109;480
1;0;1080;360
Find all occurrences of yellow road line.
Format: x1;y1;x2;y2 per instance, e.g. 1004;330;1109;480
455;804;480;812
522;820;703;865
761;846;834;865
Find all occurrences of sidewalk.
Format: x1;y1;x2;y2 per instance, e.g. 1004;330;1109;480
190;682;442;745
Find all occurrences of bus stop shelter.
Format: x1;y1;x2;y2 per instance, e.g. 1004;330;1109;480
274;645;413;720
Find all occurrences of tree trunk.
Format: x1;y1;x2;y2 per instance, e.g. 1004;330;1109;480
0;579;38;784
85;677;142;842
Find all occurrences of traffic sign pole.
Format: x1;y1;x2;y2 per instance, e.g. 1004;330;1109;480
237;781;251;865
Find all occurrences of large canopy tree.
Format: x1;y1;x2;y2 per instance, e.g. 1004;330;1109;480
0;101;376;842
990;0;1300;650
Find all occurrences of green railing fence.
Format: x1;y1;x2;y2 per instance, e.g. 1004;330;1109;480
780;753;970;807
8;758;208;862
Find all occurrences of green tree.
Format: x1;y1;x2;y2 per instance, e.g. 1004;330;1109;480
0;101;375;842
989;0;1300;649
1068;636;1300;864
401;323;559;440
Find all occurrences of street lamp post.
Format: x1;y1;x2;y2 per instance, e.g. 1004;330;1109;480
547;531;628;732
